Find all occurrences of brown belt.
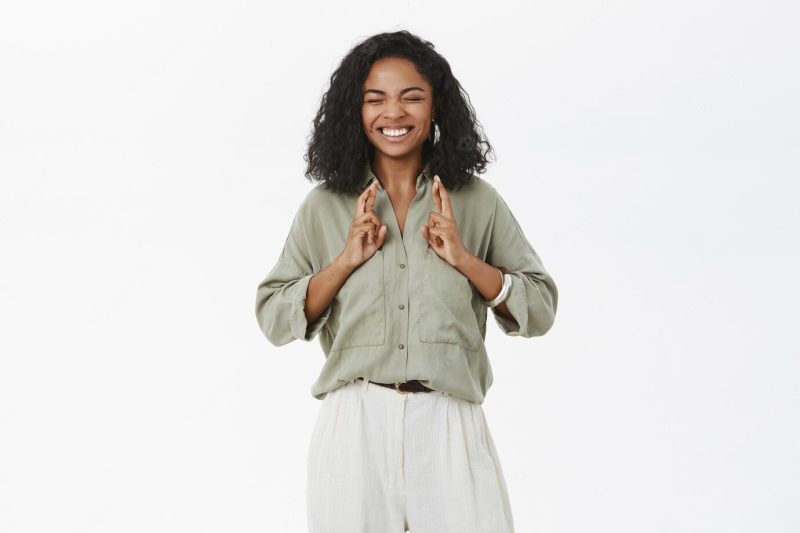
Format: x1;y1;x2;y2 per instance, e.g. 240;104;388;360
369;379;434;394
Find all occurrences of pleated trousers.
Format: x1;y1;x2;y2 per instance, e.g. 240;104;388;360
306;377;515;533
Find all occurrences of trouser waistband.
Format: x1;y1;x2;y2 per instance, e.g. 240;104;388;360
361;378;434;394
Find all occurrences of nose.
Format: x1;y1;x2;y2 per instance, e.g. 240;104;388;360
382;98;406;119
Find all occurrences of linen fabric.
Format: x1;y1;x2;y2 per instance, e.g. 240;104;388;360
255;162;558;404
306;378;515;533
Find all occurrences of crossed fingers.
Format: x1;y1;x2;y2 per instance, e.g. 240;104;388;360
423;174;454;247
356;179;382;246
431;174;452;219
356;178;379;216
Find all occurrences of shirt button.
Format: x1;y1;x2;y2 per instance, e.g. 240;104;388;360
398;344;405;350
399;263;405;268
399;304;405;309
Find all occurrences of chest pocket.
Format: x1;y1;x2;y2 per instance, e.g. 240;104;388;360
418;246;482;350
330;249;385;350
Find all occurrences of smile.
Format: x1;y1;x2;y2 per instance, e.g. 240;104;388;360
379;126;413;139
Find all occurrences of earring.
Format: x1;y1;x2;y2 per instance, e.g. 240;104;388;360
428;119;440;145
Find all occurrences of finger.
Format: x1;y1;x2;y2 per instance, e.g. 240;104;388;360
354;210;382;227
423;224;442;248
431;177;442;213
427;224;443;237
370;219;380;246
434;175;452;219
375;224;388;248
355;180;375;217
356;191;366;217
366;219;375;246
428;211;448;229
364;179;378;214
354;221;377;241
427;225;448;244
364;212;382;238
420;225;433;247
365;210;382;228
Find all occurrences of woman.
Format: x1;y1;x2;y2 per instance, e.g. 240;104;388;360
255;30;558;533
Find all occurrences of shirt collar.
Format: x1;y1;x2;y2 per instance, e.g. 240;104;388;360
361;161;433;190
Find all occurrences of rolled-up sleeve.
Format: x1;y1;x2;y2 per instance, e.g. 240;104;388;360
255;207;332;346
485;190;558;337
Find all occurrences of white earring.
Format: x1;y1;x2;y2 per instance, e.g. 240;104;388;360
430;119;440;145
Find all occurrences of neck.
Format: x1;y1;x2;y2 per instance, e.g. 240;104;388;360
371;153;425;192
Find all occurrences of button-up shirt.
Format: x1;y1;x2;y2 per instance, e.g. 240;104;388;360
255;162;558;404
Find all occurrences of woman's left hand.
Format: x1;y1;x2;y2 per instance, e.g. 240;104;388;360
421;174;472;267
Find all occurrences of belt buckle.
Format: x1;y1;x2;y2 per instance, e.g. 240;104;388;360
394;382;411;394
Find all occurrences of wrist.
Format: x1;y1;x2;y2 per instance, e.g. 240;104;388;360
332;254;355;277
453;249;476;272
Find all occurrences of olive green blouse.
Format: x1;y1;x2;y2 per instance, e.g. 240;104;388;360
255;162;558;404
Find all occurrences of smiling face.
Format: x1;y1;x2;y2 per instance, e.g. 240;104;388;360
361;57;434;164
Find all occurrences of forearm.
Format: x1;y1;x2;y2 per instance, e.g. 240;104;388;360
454;253;516;324
304;255;353;323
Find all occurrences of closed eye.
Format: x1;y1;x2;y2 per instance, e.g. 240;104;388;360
365;98;424;103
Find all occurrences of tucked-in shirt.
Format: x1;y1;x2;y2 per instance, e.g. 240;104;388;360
255;162;558;404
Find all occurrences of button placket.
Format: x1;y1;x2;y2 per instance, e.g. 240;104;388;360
372;169;430;382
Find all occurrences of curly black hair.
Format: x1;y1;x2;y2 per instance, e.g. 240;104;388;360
303;30;495;195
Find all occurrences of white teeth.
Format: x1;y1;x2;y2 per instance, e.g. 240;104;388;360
381;127;410;137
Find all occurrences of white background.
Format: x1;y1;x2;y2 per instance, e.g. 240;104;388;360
1;1;798;532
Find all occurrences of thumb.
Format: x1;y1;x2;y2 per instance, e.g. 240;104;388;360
420;225;431;246
376;224;387;248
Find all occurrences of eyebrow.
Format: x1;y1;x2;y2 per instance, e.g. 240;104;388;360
363;86;426;96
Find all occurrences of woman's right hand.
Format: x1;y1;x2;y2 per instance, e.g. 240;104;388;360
338;179;387;273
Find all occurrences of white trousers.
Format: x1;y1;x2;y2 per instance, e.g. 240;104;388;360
306;377;515;533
